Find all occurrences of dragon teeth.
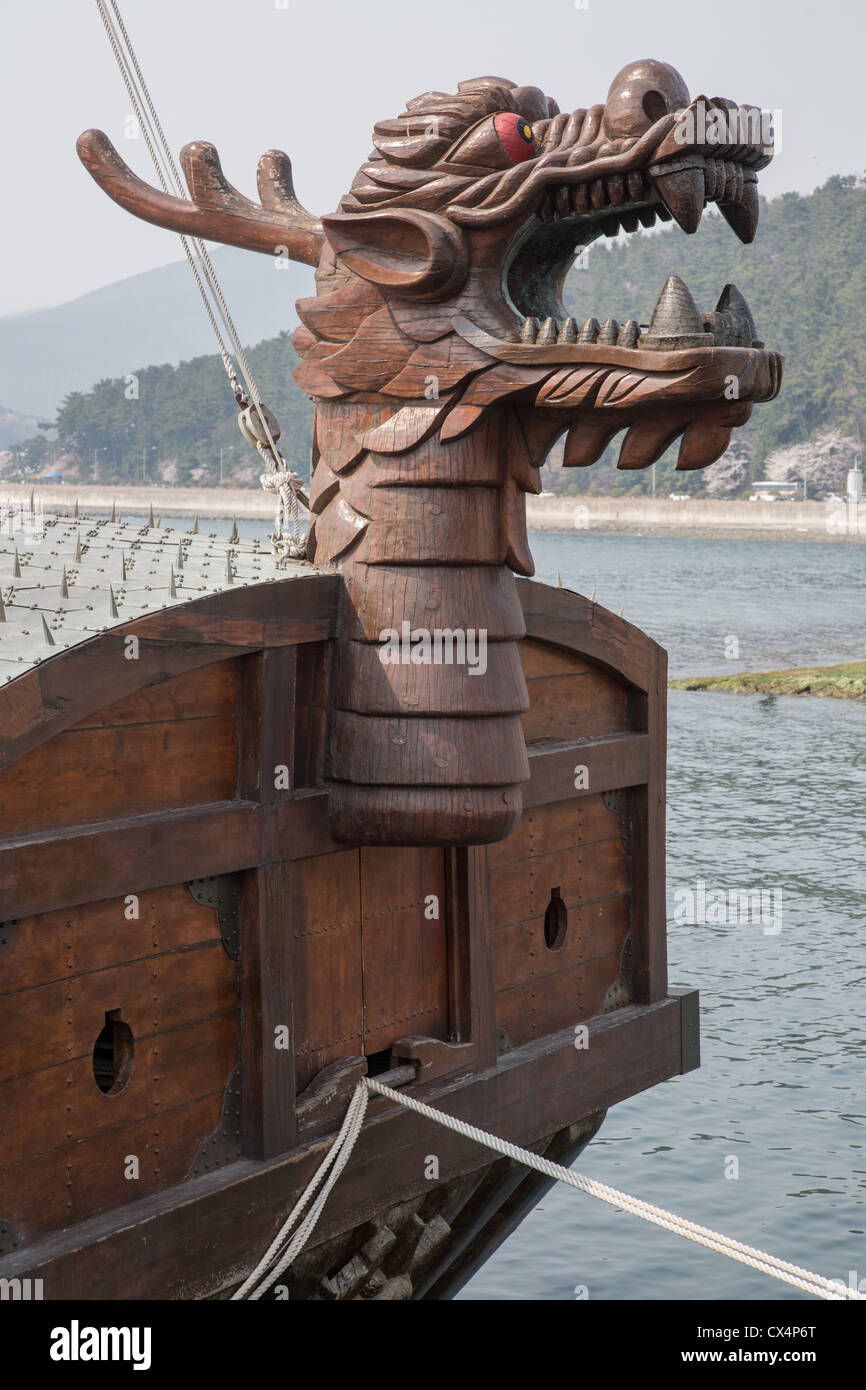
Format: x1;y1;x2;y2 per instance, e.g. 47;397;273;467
520;316;539;343
558;317;578;343
640;275;706;348
617;319;640;348
537;317;559;344
597;318;620;345
578;316;601;343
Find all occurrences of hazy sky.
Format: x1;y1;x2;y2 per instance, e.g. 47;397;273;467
1;0;861;316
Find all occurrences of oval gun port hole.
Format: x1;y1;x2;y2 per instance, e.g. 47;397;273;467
544;888;568;951
92;1010;135;1095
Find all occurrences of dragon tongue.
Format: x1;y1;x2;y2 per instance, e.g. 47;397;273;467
651;165;704;233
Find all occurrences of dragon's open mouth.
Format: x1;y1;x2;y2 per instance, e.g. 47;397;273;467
503;142;764;331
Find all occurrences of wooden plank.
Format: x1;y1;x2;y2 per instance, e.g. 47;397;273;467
524;734;648;809
0;1012;236;1169
238;647;297;801
521;671;630;743
291;850;363;1091
495;952;629;1045
488;794;623;867
489;838;628;932
0;883;222;996
519;641;593;680
359;847;449;1053
0;942;236;1086
467;846;497;1069
629;644;668;1002
239;863;297;1159
517;579;655;692
0;998;686;1298
0;795;349;922
0;802;263;922
0;715;238;837
292;642;331;790
69;661;238;731
0;574;339;770
2;1093;224;1240
493;894;630;993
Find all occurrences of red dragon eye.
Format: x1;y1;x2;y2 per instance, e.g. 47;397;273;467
493;111;536;163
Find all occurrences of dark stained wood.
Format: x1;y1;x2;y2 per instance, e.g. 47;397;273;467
69;660;239;731
493;895;630;993
628;643;669;1003
0;943;236;1087
0;883;222;996
291;850;363;1091
0;575;338;771
238;647;297;801
524;732;648;807
0;997;687;1298
0;714;238;837
238;863;296;1159
359;846;449;1053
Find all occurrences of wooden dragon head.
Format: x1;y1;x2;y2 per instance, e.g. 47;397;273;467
78;59;783;847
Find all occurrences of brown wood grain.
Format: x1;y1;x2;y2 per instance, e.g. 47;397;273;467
0;1012;236;1169
492;894;630;993
0;942;236;1086
359;846;449;1053
0;883;221;996
0;998;688;1295
69;661;239;731
0;715;238;837
291;850;363;1091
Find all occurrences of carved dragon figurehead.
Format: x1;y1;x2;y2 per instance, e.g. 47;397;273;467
78;58;783;847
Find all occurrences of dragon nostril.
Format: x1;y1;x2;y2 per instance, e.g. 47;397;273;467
642;89;668;124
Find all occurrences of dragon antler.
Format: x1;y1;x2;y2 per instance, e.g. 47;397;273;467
76;130;324;267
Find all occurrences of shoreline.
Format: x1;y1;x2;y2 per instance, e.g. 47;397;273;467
670;661;866;700
3;484;865;542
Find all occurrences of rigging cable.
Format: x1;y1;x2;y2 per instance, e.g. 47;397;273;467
93;0;308;559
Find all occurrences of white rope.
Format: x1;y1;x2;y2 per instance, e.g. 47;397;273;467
230;1076;863;1300
231;1082;369;1301
93;1;308;559
364;1079;865;1301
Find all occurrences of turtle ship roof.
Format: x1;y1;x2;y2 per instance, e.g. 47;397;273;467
0;508;316;684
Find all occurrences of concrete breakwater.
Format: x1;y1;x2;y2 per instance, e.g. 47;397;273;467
3;484;865;538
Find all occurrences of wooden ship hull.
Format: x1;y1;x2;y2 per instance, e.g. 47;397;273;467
0;513;697;1300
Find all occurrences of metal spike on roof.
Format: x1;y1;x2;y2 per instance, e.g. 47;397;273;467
555;570;563;589
109;584;119;618
60;566;69;599
147;502;154;527
169;565;177;599
225;553;233;585
29;490;35;514
0;590;5;623
176;541;184;572
191;513;199;534
230;519;239;543
155;514;162;528
13;548;21;579
41;614;55;646
73;498;79;518
120;551;127;582
110;500;116;522
74;532;82;565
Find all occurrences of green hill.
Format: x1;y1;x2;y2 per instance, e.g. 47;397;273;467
8;174;865;492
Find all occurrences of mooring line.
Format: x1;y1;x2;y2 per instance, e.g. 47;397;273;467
234;1078;864;1301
